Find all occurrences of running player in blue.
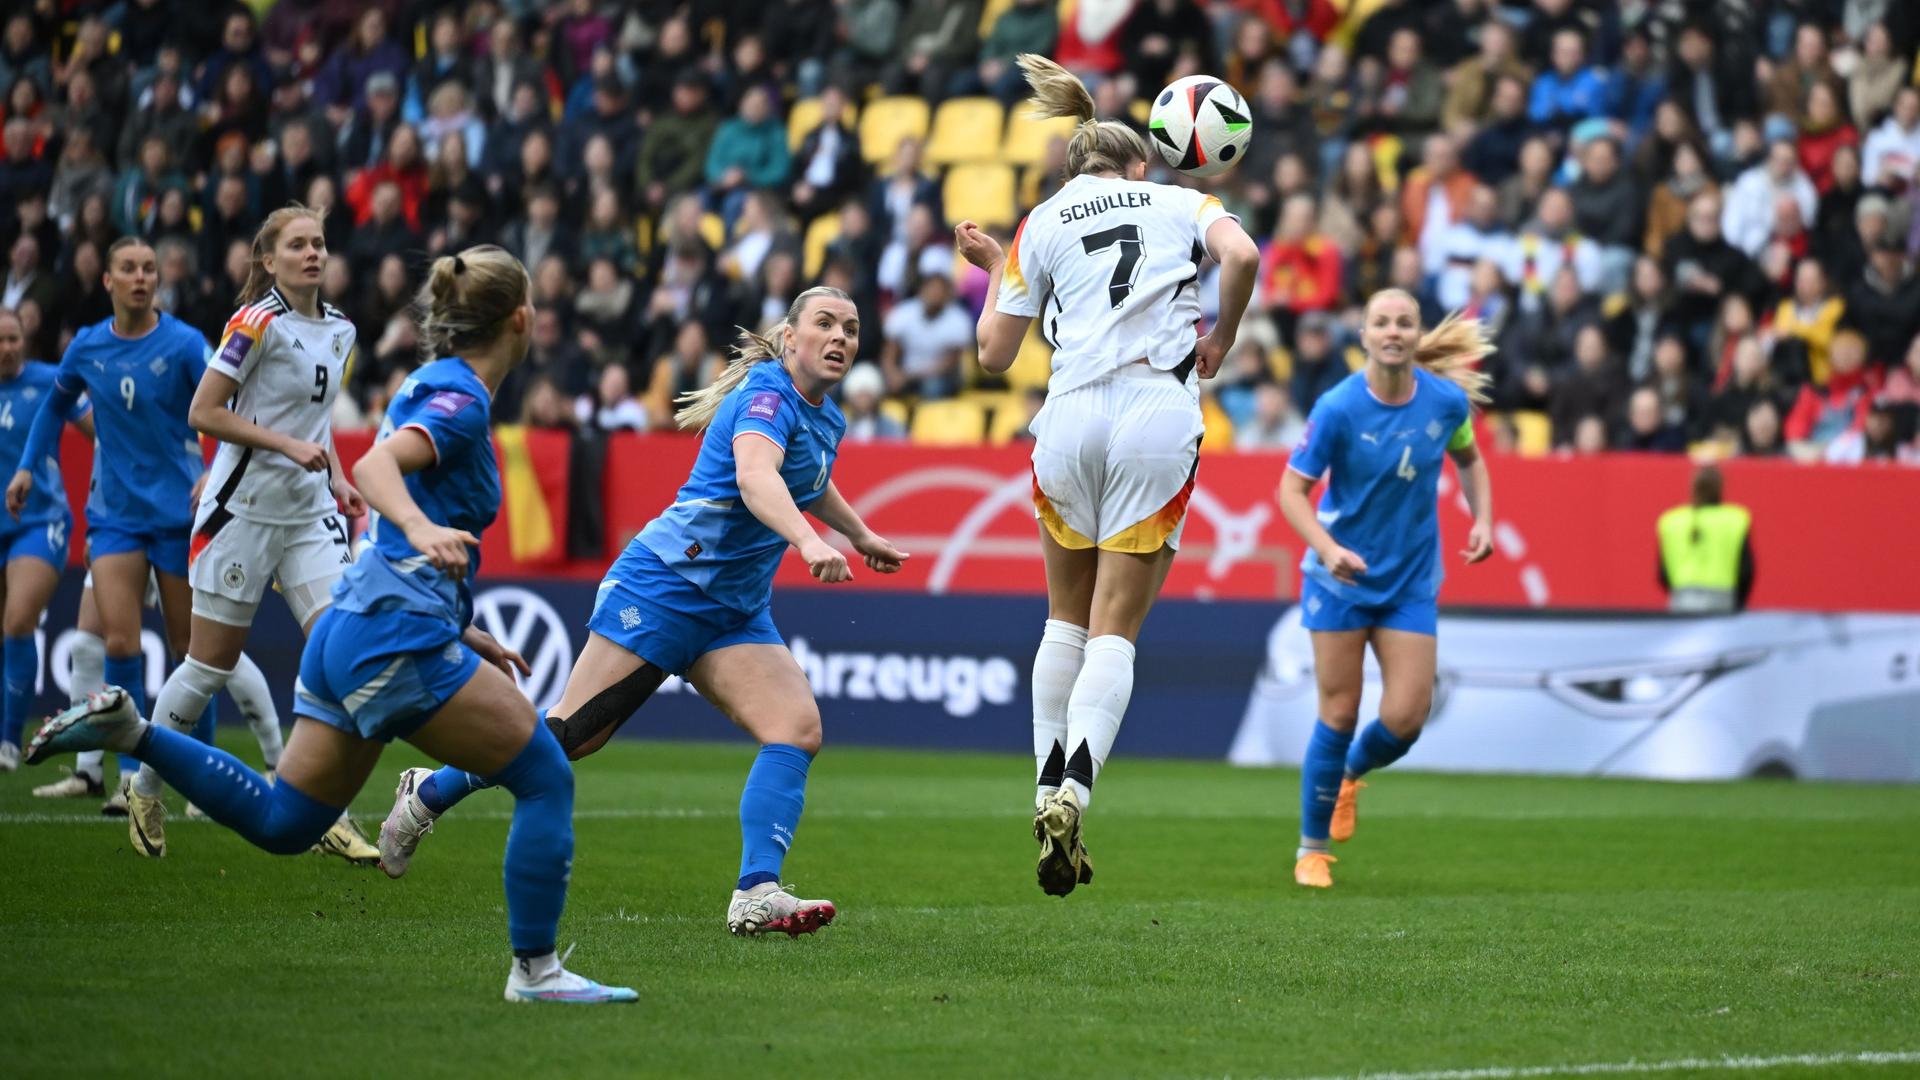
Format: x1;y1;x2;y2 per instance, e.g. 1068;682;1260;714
7;237;209;800
26;246;634;1003
379;286;907;938
0;308;92;770
1277;288;1498;889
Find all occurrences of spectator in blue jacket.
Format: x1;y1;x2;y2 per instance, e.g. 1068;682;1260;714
1529;29;1609;136
705;85;790;226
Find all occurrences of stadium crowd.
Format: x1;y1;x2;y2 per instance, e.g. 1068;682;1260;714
1;0;1918;464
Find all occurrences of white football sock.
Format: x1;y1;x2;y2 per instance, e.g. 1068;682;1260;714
1031;619;1087;809
69;631;105;780
226;652;283;768
136;657;231;798
1062;635;1135;809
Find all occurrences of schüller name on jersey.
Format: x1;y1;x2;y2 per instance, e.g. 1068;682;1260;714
1059;191;1151;223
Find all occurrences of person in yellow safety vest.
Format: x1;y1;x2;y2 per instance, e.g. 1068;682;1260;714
1656;464;1754;614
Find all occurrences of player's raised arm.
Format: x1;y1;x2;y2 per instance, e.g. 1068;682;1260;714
957;220;1031;374
1197;216;1261;379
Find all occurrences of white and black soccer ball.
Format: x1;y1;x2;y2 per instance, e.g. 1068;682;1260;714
1147;76;1253;179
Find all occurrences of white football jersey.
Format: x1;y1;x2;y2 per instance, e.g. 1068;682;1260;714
196;287;354;527
997;174;1235;395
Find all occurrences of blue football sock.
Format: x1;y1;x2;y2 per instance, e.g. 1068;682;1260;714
134;725;342;853
2;634;35;747
194;700;216;746
488;725;573;957
417;765;492;815
1346;719;1417;779
1299;720;1353;845
736;743;812;890
106;654;145;778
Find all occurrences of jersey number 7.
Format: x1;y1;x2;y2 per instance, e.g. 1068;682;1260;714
1081;225;1145;308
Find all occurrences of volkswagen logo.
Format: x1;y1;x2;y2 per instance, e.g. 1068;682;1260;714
471;586;574;709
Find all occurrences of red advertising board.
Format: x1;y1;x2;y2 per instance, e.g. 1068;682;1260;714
61;430;1920;612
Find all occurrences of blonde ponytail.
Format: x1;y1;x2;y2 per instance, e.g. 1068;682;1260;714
673;327;784;431
415;244;530;360
673;285;853;430
1414;313;1495;406
1016;53;1149;179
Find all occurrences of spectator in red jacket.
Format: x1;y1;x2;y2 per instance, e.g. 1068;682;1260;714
1797;82;1859;195
345;123;428;230
1260;193;1343;326
1784;330;1883;455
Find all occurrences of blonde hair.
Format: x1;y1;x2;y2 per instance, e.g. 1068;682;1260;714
1016;54;1150;179
1364;289;1495;406
415;244;530;361
236;204;327;306
674;286;853;431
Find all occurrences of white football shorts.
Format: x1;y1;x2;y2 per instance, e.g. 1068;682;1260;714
1029;363;1204;553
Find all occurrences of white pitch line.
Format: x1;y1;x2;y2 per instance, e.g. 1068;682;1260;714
1256;1049;1920;1080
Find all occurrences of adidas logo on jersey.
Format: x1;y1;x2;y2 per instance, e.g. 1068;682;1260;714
293;339;306;352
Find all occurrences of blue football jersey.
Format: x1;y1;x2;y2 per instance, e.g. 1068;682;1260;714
55;315;208;530
1288;368;1474;607
341;359;500;629
638;361;847;614
0;362;89;527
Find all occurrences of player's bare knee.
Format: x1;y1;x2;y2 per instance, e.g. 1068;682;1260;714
759;707;821;754
1379;705;1429;739
1;606;38;639
102;630;141;657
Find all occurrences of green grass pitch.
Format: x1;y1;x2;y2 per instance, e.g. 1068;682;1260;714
3;739;1916;1079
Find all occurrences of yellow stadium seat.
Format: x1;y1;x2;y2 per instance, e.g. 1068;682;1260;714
698;212;726;250
1018;164;1045;209
910;398;989;445
1007;326;1053;391
943;163;1018;230
1200;397;1236;453
1002;110;1076;167
788;97;823;152
979;0;1014;36
803;213;842;279
980;391;1035;444
1268;346;1292;382
859;96;931;164
926;97;1006;166
1511;410;1553;457
879;398;910;429
1128;98;1150;125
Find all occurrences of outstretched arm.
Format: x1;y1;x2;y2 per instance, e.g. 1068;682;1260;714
7;376;83;520
806;481;907;573
351;428;478;576
734;434;855;583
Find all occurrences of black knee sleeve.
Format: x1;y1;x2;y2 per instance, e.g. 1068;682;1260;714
543;662;668;758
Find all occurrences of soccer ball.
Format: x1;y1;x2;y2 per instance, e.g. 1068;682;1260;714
1147;76;1253;179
